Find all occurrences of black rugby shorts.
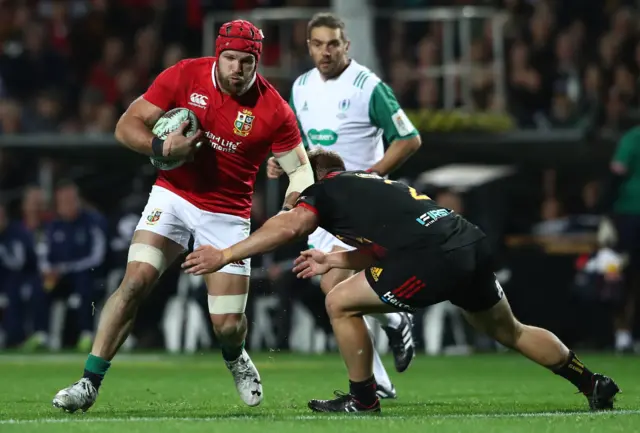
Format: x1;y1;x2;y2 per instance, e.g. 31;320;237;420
364;237;503;313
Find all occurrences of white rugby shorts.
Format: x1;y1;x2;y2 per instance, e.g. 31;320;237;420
135;186;251;276
307;227;354;254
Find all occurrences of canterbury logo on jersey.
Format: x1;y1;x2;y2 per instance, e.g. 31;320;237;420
189;93;208;108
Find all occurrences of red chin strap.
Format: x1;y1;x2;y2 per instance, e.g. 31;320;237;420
215;20;263;63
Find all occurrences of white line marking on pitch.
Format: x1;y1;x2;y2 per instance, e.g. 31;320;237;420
2;410;640;424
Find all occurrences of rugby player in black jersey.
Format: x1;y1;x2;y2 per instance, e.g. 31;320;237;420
183;148;620;414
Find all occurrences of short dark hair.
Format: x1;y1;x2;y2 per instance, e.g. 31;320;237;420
307;12;347;41
307;148;345;181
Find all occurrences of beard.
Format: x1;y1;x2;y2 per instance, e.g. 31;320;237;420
219;75;244;94
217;70;255;95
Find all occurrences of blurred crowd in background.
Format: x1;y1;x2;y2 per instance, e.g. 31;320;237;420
0;0;638;352
2;0;640;137
388;0;640;131
1;0;638;207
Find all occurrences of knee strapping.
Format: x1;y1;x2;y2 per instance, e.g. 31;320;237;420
208;294;248;314
127;243;166;274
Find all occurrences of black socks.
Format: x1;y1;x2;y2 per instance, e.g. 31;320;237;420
221;341;245;362
553;351;595;394
349;376;378;406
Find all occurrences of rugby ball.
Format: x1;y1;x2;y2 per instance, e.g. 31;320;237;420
150;108;201;171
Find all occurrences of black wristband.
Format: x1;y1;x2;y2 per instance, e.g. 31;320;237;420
152;137;164;157
281;205;293;212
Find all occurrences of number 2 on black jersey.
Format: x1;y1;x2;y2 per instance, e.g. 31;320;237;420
384;180;430;200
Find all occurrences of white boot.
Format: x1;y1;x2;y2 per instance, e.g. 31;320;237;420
225;349;263;407
52;378;98;413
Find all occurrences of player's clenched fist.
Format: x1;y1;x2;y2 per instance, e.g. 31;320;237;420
163;121;204;158
182;245;227;275
292;249;331;279
266;156;284;179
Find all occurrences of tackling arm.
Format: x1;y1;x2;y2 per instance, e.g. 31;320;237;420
221;207;319;265
274;143;314;211
326;249;377;271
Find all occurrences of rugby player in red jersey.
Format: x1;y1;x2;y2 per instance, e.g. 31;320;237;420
53;20;314;413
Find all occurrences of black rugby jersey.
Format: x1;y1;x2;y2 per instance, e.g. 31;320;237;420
294;171;485;257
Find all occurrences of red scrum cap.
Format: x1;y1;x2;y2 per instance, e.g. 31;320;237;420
216;20;264;63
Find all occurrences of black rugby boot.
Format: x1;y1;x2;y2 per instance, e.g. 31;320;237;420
585;374;620;411
308;391;381;413
383;312;416;373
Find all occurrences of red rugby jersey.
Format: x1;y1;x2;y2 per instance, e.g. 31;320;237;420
143;57;301;218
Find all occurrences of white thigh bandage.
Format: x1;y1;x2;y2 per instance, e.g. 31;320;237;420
276;143;314;195
208;294;248;314
128;243;167;274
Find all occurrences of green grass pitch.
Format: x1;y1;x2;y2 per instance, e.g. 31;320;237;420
0;352;638;432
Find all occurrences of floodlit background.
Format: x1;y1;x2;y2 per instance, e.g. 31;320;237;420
0;1;639;430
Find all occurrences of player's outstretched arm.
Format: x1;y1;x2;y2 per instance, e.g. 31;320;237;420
227;206;318;260
327;249;376;271
292;249;376;278
182;207;319;275
114;97;166;156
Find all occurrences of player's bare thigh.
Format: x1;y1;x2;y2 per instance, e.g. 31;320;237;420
203;271;250;297
320;245;355;296
121;229;185;299
325;271;397;317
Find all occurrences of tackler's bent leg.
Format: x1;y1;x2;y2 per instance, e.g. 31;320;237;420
309;271;398;413
320;258;399;398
